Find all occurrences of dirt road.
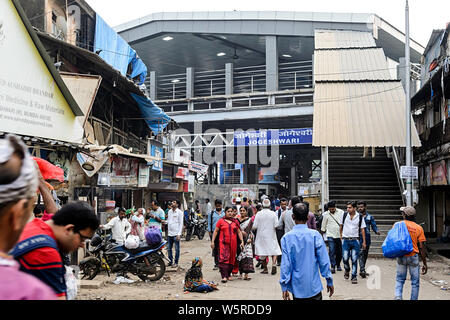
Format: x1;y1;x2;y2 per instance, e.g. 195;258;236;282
76;237;450;300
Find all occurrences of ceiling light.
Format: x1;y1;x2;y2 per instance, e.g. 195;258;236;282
162;36;173;41
282;54;292;58
217;52;226;56
171;79;180;83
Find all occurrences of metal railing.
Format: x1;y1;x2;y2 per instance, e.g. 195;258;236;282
194;69;226;97
155;90;313;114
279;60;313;90
147;60;313;101
388;146;407;205
233;64;267;94
153;73;187;100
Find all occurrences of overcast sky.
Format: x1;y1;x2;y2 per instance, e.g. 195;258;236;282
85;0;450;47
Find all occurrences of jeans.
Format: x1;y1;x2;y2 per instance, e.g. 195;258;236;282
342;239;360;278
167;236;180;264
327;237;342;269
293;292;322;300
395;254;420;300
359;244;370;273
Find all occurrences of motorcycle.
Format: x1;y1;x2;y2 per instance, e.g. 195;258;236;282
79;232;115;280
80;231;167;282
185;210;207;241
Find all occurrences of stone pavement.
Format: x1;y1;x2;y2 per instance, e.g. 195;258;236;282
77;237;450;300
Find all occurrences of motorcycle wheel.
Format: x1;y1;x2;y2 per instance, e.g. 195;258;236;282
198;229;205;240
185;228;192;241
80;260;100;280
137;257;166;282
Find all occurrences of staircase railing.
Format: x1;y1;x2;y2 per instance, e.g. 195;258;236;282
387;146;407;205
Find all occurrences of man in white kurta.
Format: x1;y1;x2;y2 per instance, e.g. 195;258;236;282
252;199;281;275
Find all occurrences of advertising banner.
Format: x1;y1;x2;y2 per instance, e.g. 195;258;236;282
234;128;313;147
430;161;448;186
189;161;209;175
258;167;281;184
151;145;163;172
0;0;84;143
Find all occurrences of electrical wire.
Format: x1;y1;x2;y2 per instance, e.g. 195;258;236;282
27;0;78;22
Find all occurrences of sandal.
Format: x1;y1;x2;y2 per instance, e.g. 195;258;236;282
221;279;227;283
243;276;251;281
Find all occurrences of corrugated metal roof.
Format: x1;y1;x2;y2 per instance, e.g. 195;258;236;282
314;47;392;81
312;81;421;147
315;29;376;49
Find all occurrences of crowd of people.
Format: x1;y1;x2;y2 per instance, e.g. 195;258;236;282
0;133;430;300
202;195;428;300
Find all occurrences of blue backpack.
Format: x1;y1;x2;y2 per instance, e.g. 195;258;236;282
382;221;414;258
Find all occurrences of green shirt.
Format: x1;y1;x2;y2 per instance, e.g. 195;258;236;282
147;207;165;231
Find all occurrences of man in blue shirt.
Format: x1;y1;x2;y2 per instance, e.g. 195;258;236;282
357;201;380;278
280;203;334;300
207;199;225;270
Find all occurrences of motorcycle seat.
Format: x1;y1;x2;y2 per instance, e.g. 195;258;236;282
127;242;164;254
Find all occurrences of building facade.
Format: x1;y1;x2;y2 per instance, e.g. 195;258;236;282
116;11;424;201
412;25;450;238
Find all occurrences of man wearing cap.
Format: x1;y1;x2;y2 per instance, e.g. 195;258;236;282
0;135;56;300
394;206;427;300
235;197;242;214
252;198;281;275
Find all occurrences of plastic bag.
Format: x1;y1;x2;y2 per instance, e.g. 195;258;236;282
145;226;162;246
125;235;140;249
64;266;78;300
382;221;414;258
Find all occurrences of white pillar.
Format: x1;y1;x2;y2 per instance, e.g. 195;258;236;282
321;147;329;211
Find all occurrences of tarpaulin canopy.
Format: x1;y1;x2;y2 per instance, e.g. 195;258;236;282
94;15;147;85
32;157;65;182
130;51;148;85
130;93;171;135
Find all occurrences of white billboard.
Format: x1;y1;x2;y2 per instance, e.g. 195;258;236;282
0;0;84;143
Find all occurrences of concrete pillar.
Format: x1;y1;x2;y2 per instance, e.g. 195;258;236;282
290;166;297;198
321;147;329;211
225;63;234;96
398;58;407;90
186;67;195;99
265;36;278;92
149;71;157;100
398;58;416;98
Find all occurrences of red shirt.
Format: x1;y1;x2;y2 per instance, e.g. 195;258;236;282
17;219;66;298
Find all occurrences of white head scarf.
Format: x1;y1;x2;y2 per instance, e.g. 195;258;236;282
0;135;38;205
262;199;271;208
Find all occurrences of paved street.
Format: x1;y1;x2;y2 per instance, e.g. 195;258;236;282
77;237;450;300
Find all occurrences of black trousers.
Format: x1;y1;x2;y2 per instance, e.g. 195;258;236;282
293;292;322;300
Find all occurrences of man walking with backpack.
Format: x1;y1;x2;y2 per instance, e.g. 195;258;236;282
357;201;380;278
340;201;367;284
321;201;344;274
275;198;288;266
394;206;427;300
